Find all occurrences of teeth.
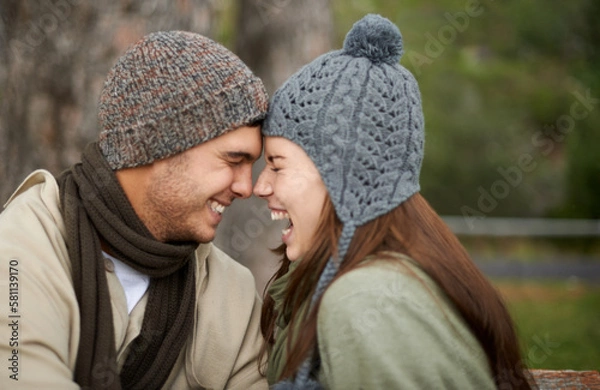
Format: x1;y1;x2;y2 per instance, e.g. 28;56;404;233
271;211;290;221
210;201;226;214
282;227;291;236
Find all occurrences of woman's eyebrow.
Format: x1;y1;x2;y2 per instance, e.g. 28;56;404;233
267;155;285;163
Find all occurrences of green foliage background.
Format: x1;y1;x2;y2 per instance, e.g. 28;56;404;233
332;0;600;219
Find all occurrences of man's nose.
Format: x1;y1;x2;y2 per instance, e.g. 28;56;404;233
253;168;272;198
232;166;253;198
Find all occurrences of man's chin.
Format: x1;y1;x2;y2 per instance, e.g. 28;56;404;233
192;229;217;244
163;229;215;245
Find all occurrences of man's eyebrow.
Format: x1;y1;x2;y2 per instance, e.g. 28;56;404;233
223;151;257;161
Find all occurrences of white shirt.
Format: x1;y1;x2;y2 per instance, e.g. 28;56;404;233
103;251;150;314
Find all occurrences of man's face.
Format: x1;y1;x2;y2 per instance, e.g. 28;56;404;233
141;125;262;243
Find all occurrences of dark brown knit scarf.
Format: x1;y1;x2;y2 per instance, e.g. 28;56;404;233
57;143;197;389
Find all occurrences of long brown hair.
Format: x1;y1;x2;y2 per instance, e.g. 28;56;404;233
260;192;532;389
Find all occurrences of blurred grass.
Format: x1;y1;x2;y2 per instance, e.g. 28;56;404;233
495;280;600;370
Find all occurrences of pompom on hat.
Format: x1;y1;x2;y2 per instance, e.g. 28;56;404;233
264;14;425;388
98;31;268;170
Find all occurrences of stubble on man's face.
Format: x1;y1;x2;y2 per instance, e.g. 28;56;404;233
142;154;212;243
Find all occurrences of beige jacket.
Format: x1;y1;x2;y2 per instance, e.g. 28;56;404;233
0;170;268;389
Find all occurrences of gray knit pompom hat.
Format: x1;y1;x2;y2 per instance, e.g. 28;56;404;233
264;14;425;388
98;31;268;170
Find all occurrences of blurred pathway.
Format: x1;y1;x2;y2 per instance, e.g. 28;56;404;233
475;257;600;284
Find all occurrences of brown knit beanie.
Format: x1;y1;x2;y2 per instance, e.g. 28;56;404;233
98;31;268;170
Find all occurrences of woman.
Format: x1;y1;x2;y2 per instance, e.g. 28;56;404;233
254;14;533;390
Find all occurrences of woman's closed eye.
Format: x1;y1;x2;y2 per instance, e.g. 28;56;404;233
266;155;285;173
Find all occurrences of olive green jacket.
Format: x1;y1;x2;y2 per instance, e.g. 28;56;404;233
267;253;496;389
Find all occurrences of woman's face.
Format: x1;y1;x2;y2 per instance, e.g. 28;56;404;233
254;137;328;261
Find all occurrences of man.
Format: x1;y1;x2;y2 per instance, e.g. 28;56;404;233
0;31;269;389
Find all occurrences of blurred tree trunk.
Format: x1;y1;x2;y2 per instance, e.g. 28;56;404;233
234;0;333;94
213;0;333;293
0;0;217;203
